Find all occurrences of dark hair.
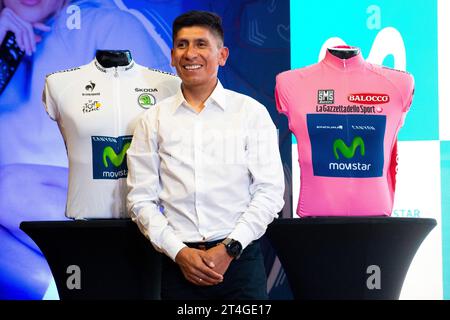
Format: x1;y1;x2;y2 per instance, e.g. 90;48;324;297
172;10;224;45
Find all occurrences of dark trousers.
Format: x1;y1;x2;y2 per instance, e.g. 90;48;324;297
161;240;268;300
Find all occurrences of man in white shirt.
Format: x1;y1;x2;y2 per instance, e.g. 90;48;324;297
126;10;285;300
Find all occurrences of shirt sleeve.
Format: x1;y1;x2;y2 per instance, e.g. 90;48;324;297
126;109;186;261
227;101;285;249
42;76;59;121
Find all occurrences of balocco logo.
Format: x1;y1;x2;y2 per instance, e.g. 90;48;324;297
348;93;389;104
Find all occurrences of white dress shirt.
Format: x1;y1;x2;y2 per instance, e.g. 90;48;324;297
126;81;285;261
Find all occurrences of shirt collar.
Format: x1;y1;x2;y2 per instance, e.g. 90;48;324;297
172;79;227;114
93;58;136;75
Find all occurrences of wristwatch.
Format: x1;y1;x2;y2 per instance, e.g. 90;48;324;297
222;238;243;259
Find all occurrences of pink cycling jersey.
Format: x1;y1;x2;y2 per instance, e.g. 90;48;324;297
275;46;414;217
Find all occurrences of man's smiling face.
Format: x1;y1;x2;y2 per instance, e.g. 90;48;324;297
171;26;228;90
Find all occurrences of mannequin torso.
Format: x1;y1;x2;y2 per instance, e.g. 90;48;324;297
275;45;414;217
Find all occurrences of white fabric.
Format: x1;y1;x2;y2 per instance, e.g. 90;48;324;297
127;81;285;261
42;58;180;219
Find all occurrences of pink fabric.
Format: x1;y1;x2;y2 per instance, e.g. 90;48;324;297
275;46;414;217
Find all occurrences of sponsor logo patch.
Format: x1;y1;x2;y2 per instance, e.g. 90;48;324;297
307;114;386;178
318;89;335;104
82;100;102;113
348;93;389;104
91;136;132;179
138;93;156;109
82;80;100;96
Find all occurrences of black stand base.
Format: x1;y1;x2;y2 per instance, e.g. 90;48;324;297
20;219;162;300
265;217;436;300
21;217;436;300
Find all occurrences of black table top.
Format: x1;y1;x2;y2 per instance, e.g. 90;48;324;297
20;216;437;231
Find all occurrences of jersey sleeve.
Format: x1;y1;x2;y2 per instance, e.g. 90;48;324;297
403;73;415;113
274;72;290;117
391;70;414;128
387;69;415;113
42;75;59;121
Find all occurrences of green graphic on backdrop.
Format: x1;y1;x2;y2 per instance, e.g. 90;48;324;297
333;137;365;160
102;143;131;168
290;0;438;141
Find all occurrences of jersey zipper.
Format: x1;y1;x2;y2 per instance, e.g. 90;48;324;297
114;68;121;214
115;71;121;138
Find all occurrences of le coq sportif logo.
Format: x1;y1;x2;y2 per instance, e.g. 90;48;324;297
85;81;95;92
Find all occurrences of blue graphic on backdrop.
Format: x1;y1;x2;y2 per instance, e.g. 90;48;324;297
307;114;386;177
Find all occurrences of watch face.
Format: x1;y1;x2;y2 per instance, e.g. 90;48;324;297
229;241;242;257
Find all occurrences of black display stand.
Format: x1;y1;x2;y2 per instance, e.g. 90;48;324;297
265;217;436;300
20;219;162;300
21;217;436;300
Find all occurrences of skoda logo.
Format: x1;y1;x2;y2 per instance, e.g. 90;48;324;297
138;93;156;109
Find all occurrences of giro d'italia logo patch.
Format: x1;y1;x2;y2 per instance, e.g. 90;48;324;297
138;93;156;109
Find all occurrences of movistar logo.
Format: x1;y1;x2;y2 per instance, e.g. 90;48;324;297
102;142;131;168
333;136;365;160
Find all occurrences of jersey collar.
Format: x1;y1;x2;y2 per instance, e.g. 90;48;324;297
93;58;136;75
322;45;365;71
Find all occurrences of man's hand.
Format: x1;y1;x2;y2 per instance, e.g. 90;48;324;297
175;247;224;286
0;8;50;55
205;243;234;276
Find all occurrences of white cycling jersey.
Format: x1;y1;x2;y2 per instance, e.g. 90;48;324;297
43;58;180;219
